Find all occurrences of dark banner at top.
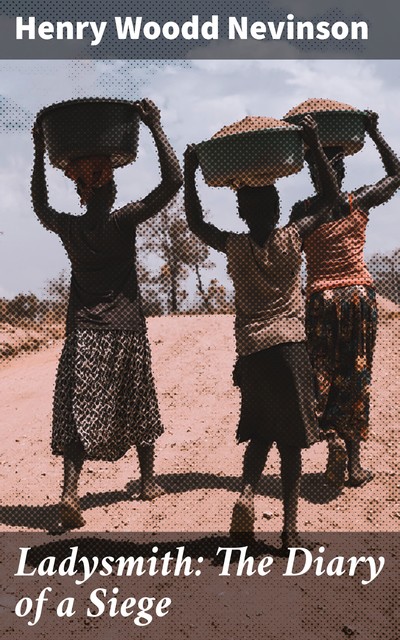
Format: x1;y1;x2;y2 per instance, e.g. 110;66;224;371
0;0;398;59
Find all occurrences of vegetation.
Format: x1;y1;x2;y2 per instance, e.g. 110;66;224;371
3;195;397;362
367;249;400;306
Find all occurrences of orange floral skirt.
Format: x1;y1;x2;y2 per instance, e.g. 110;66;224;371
306;285;377;442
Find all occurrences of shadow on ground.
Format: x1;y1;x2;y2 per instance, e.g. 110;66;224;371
0;471;341;530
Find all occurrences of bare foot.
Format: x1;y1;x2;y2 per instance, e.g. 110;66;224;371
325;435;347;490
139;482;166;501
59;498;86;530
347;468;374;487
230;497;255;540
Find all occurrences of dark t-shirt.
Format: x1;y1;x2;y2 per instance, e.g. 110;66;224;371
37;206;145;333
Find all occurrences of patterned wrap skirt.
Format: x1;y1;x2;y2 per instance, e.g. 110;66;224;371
233;342;320;449
52;327;164;461
306;285;378;442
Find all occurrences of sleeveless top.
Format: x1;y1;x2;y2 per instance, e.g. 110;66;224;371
226;225;306;357
303;194;373;296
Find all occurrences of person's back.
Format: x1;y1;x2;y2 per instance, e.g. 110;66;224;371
303;197;373;295
31;98;183;531
226;226;306;356
58;205;142;331
293;111;400;489
183;114;341;548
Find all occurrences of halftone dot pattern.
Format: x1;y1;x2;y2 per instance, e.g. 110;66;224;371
0;94;31;130
197;116;304;188
305;286;377;442
284;98;366;156
28;97;184;528
1;532;398;638
52;327;164;460
38;98;141;171
0;90;399;639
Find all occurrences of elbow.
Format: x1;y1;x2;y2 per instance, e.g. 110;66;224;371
173;166;184;188
185;209;197;229
166;172;184;195
183;201;195;229
392;174;400;188
323;191;338;208
32;202;51;224
174;173;184;191
385;174;400;195
31;198;42;217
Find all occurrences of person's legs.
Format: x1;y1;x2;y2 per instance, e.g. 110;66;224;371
61;442;85;528
277;444;302;547
230;439;272;536
136;444;165;500
241;438;273;498
345;439;374;486
324;429;347;489
324;287;376;488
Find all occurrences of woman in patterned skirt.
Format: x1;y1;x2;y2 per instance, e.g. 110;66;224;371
184;116;341;548
290;111;400;489
32;99;183;529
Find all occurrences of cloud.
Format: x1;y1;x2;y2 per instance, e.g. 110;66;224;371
0;58;399;296
0;95;32;131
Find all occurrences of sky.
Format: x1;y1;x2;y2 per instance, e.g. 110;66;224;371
0;58;399;298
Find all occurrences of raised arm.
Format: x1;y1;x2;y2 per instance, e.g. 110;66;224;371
351;111;400;212
292;115;342;238
184;145;228;253
31;121;70;234
114;99;183;227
